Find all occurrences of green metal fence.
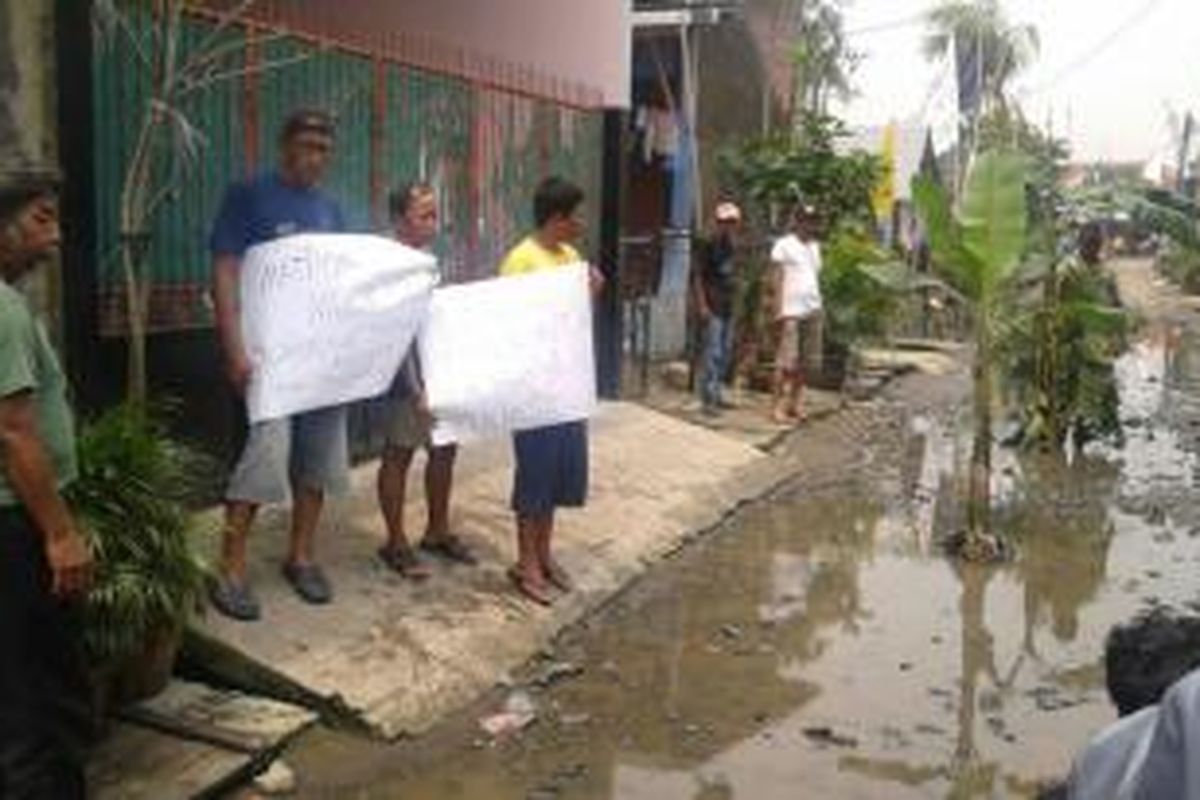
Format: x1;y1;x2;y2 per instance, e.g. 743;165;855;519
92;2;604;335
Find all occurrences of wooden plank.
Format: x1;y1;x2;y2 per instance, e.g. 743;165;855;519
124;680;317;754
88;722;248;800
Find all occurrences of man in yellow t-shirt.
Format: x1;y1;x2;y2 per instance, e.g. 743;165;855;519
498;176;600;606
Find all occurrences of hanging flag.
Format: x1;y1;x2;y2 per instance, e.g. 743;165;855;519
923;37;959;156
872;121;898;220
955;31;983;122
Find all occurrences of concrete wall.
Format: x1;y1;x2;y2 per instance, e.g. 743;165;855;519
0;0;59;330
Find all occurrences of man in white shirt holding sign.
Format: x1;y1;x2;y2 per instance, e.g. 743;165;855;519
770;204;824;425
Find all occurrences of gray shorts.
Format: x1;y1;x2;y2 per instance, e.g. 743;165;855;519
777;312;825;375
226;405;349;505
384;393;432;451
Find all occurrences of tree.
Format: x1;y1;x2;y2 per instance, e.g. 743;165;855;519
923;0;1039;115
94;0;306;403
719;113;880;234
914;150;1028;559
790;1;858;121
980;110;1127;452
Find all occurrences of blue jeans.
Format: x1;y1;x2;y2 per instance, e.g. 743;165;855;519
701;315;735;409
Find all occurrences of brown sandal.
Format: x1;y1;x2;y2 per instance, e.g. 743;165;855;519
507;566;554;607
377;545;432;581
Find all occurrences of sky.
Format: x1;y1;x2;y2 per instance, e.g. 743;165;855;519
836;0;1200;163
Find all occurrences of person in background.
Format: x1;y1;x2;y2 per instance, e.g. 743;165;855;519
693;202;742;416
0;169;93;797
771;204;825;425
498;176;602;606
375;182;475;579
208;109;349;621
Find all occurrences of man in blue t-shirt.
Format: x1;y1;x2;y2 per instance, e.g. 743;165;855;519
208;109;349;621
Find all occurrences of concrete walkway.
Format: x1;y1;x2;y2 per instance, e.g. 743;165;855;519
193;402;782;739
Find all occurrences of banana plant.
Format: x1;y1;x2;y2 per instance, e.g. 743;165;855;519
914;151;1028;558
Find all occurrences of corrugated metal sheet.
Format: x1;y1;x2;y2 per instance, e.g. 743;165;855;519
94;4;246;332
93;2;604;335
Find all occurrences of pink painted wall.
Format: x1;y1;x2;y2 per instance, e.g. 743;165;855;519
242;0;631;108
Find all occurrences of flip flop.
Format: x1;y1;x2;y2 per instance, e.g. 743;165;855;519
543;561;575;593
207;574;261;622
420;534;478;566
282;562;334;605
377;545;432;581
507;566;554;607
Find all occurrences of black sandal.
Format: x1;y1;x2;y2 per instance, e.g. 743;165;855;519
377;545;432;580
420;534;478;566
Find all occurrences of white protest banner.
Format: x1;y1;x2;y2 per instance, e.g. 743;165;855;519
241;233;437;423
419;263;597;446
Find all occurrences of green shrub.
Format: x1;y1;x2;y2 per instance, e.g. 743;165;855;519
67;404;212;666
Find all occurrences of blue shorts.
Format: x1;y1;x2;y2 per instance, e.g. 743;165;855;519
512;421;589;516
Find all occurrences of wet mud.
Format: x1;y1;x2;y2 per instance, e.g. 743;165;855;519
284;265;1200;799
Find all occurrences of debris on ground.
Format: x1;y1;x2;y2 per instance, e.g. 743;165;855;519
253;760;297;795
531;660;585;688
479;691;539;737
802;726;859;748
719;623;744;640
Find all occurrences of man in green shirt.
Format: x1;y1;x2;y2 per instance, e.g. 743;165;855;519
0;169;93;797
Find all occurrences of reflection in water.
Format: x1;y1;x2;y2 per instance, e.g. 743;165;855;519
1011;454;1120;650
950;563;1001;798
289;313;1200;800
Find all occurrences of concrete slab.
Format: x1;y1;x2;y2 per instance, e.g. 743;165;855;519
89;681;314;799
195;402;776;738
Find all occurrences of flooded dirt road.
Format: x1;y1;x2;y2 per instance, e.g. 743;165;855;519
283;261;1200;799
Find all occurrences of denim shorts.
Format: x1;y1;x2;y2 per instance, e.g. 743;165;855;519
512;421;589;516
226;405;349;505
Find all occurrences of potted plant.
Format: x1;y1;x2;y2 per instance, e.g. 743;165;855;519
67;403;212;708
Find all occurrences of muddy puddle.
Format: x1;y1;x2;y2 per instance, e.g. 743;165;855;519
284;318;1200;799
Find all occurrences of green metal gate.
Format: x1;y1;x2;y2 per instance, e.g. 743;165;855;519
91;1;603;335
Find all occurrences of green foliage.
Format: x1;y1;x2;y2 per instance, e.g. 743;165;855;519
914;150;1029;306
67;404;213;666
998;259;1127;449
820;230;902;343
1130;188;1200;290
718;113;881;233
960;152;1030;298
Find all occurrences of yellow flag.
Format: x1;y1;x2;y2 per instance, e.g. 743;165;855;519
872;121;897;220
